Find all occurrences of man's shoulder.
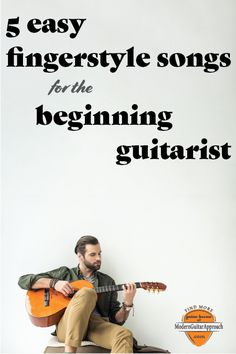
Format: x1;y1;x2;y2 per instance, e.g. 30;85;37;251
55;266;78;278
55;265;75;272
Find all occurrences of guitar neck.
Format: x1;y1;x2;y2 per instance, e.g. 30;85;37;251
95;282;142;294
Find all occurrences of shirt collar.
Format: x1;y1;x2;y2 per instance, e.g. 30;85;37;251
77;265;97;279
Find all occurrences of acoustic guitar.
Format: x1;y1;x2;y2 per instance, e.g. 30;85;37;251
26;279;167;327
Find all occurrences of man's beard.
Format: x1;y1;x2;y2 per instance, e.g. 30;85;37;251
84;259;101;271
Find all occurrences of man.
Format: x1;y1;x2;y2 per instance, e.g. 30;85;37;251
18;235;136;353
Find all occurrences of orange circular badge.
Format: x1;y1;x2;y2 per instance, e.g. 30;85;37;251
175;306;223;346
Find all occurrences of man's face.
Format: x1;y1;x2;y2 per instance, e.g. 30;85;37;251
80;243;102;271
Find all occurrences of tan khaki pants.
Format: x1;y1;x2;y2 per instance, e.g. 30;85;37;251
56;287;133;353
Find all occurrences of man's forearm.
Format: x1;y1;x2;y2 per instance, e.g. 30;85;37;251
115;307;130;323
31;278;51;289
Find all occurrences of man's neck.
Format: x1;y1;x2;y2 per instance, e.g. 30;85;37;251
79;264;94;278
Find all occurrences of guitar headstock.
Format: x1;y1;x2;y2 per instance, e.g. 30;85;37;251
140;282;167;293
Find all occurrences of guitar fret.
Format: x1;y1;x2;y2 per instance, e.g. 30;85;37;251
96;283;126;293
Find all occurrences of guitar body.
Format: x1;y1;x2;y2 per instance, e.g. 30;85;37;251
25;279;166;327
26;279;93;327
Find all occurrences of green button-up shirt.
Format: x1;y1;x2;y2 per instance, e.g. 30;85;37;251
18;265;123;324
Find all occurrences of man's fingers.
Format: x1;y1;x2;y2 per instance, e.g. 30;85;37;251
125;282;136;292
65;284;73;291
64;285;74;294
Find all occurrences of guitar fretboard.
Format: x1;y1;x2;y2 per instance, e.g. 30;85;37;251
95;282;142;294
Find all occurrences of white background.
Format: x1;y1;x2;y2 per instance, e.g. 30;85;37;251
1;1;236;353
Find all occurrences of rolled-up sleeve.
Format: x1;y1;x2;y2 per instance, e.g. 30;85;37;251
109;292;123;324
108;280;124;325
18;266;71;289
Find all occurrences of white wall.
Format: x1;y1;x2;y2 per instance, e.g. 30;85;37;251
1;1;236;353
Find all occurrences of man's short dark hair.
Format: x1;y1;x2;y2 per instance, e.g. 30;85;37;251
74;235;99;255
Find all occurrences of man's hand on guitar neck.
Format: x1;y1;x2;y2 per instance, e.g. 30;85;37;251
122;282;136;306
115;282;137;324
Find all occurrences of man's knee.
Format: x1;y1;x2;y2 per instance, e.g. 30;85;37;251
117;327;133;340
111;327;133;352
74;287;97;301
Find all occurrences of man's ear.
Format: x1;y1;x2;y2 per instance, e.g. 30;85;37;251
77;252;83;260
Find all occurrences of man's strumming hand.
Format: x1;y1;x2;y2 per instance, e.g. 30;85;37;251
54;280;74;296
